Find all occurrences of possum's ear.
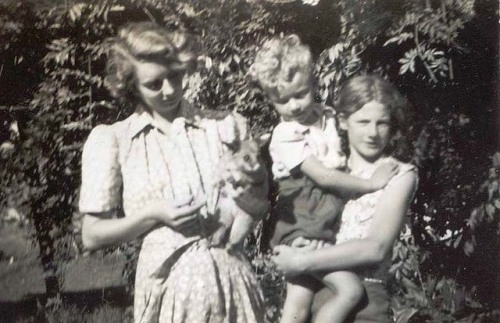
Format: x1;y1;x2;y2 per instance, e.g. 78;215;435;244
255;133;271;147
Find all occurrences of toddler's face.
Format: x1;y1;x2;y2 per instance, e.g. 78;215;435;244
266;72;315;123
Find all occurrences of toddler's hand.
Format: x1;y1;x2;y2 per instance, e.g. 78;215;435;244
291;237;318;250
369;162;399;191
290;237;332;250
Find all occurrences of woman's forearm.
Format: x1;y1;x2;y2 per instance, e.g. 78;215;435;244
82;211;158;250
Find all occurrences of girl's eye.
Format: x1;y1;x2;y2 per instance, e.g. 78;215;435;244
143;79;163;91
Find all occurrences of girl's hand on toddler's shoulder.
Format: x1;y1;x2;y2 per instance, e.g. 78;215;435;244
369;161;400;191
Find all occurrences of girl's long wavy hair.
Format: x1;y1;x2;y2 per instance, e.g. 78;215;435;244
106;21;199;104
335;75;412;159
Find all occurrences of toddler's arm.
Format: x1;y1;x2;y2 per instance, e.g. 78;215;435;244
271;170;417;276
300;156;399;196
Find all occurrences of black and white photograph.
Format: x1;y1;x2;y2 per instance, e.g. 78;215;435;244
0;0;498;322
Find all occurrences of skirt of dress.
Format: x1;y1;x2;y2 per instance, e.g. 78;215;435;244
134;239;266;323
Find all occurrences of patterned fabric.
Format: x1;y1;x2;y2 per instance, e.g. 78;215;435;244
79;101;265;323
309;157;416;323
336;156;417;282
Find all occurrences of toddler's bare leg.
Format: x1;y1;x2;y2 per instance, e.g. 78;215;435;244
313;271;364;323
280;275;316;323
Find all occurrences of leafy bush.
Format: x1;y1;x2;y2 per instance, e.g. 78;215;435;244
0;0;498;321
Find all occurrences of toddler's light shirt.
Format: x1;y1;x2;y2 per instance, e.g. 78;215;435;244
269;104;346;179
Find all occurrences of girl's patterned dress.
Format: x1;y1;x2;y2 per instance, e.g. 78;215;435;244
79;101;266;323
336;156;417;283
311;157;417;323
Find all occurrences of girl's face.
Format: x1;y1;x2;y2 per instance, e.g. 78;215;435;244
266;72;315;124
134;60;184;119
339;101;392;162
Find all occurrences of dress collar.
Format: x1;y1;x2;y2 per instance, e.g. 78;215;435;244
127;100;200;139
347;155;393;176
284;103;329;134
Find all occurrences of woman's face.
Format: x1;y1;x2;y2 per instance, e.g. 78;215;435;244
340;101;392;162
134;60;184;118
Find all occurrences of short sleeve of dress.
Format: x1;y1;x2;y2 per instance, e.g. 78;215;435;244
79;125;122;215
386;160;418;197
269;123;311;177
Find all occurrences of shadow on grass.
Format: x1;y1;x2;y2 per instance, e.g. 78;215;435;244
0;286;132;323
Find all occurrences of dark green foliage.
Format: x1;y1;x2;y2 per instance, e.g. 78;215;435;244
0;0;498;321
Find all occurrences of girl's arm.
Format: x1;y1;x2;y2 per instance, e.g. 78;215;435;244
271;170;417;276
300;155;399;196
82;197;205;250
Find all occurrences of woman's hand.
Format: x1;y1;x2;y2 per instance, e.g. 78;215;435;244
146;194;206;231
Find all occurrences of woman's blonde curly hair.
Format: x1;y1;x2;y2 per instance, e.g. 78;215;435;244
250;34;313;93
106;21;199;104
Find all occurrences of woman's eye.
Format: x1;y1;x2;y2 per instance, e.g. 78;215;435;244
295;92;308;99
169;72;182;81
143;80;163;91
274;98;287;105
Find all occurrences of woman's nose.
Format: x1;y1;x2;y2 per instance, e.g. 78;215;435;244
161;79;174;97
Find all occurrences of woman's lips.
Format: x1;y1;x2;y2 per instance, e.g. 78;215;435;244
364;141;379;148
161;96;181;106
